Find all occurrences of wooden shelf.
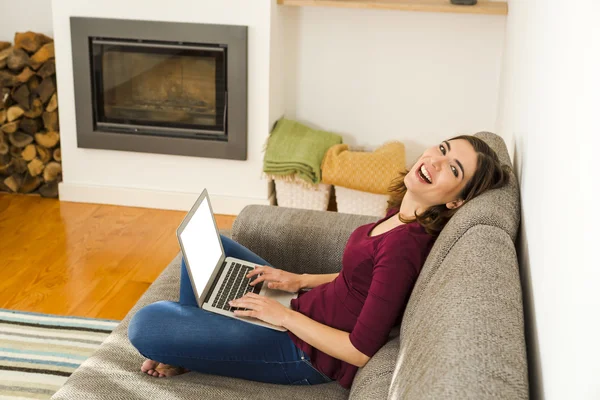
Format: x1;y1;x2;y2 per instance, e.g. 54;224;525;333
277;0;508;16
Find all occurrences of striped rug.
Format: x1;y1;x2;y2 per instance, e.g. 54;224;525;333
0;308;119;399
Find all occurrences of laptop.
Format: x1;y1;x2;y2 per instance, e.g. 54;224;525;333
176;189;298;332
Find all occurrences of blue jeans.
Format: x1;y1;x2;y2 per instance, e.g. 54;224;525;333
128;234;333;385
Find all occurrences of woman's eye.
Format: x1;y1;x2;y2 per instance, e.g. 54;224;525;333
439;144;446;155
451;166;458;177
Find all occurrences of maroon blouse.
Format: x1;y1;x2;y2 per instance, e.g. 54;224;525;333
287;208;435;388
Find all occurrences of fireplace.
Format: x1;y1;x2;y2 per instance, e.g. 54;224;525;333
70;17;247;160
92;39;227;138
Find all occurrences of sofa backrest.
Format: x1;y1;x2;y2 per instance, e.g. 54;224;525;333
387;132;529;399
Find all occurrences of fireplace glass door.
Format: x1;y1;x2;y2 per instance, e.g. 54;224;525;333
90;38;227;139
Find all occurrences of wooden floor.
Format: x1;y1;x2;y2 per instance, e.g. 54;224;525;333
0;193;235;320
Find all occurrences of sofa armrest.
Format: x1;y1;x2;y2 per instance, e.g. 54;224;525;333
232;205;376;275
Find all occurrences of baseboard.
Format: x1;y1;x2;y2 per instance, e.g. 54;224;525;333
58;182;270;214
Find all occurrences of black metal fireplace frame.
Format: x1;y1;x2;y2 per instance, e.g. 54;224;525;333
71;17;247;160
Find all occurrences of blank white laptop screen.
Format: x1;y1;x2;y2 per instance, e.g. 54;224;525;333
179;199;223;293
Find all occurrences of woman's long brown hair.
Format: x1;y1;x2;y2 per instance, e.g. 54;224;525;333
387;135;512;236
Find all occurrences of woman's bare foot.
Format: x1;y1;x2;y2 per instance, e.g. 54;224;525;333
141;359;190;378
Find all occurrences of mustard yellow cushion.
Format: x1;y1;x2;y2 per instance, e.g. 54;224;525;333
321;141;406;194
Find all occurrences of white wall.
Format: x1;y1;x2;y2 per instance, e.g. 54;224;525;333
52;0;281;214
282;7;507;164
0;0;53;41
496;2;600;399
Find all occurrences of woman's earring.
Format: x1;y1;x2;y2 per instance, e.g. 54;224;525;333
447;199;464;209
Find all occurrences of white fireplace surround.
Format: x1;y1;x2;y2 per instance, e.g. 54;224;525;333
51;0;506;214
52;0;284;214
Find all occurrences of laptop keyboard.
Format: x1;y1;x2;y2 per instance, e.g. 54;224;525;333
212;262;263;312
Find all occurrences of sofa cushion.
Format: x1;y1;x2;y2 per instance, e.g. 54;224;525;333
389;225;528;399
348;332;399;400
232;206;376;275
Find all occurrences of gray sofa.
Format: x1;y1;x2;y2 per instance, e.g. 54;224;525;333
52;132;528;399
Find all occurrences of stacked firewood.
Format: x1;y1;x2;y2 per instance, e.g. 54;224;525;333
0;32;61;198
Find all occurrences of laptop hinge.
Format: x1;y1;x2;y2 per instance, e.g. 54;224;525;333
204;259;228;304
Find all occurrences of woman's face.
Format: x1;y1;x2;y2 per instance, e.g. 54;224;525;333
404;139;478;209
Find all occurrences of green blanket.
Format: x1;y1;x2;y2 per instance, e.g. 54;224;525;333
263;119;343;184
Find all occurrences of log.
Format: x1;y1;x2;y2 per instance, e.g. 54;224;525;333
27;157;45;177
24;98;43;118
12;84;30;109
36;145;51;163
39;181;58;198
0;110;5;124
7;48;30;72
35;131;59;148
41;34;53;44
7;106;24;122
4;173;23;192
0;48;9;69
12;157;27;174
1;88;13;108
0;157;12;174
53;148;61;162
9;131;34;147
0;180;11;192
0;46;12;63
27;75;41;92
37;60;56;79
9;145;21;158
1;121;19;134
14;32;52;53
19;173;42;194
29;42;55;70
19;117;42;135
46;93;57;112
43;111;58;131
17;66;36;83
0;70;18;87
35;77;55;104
43;161;61;182
22;144;37;161
0;46;10;69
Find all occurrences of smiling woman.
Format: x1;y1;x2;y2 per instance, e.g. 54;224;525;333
389;135;512;235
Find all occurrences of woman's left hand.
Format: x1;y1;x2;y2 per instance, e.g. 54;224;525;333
229;293;292;328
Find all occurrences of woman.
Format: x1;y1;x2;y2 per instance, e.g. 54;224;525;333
128;135;511;389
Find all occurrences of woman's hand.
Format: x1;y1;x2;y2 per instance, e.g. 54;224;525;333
247;266;303;293
229;293;293;327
